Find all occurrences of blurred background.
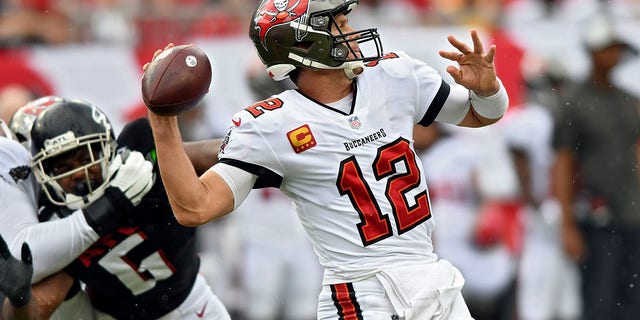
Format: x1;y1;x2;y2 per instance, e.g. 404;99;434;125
1;0;639;320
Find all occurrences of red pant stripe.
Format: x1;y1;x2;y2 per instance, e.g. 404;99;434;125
330;283;363;320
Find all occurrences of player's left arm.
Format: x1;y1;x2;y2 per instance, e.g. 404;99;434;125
438;29;508;127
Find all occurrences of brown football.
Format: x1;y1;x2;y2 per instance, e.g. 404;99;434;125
141;45;212;117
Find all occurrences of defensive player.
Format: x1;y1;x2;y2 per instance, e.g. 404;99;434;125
0;97;156;319
147;0;509;318
8;99;229;320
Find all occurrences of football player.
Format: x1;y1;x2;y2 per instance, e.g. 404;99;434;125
27;100;229;319
146;0;509;318
1;97;155;319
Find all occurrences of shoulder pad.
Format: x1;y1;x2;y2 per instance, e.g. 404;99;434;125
365;51;412;78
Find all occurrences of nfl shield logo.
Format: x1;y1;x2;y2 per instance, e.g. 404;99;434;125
348;116;361;129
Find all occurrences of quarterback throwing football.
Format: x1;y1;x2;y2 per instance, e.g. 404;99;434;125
147;0;509;319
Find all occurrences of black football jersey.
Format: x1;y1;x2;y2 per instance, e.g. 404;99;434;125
47;118;200;319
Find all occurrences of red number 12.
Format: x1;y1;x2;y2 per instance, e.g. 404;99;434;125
337;138;431;246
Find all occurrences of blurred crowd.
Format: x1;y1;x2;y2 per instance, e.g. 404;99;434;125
0;0;638;47
1;0;640;319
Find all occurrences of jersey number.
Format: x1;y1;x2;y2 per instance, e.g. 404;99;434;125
337;138;431;246
98;232;176;295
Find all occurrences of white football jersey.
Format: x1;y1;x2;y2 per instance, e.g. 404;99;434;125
0;136;99;283
0;137;38;204
219;51;451;283
500;103;554;203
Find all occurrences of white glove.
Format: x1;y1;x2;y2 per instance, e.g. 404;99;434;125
108;150;155;206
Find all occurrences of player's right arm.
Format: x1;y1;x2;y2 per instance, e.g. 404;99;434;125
148;114;237;226
552;148;586;261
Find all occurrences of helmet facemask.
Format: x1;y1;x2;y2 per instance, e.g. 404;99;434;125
0;120;15;140
32;128;115;210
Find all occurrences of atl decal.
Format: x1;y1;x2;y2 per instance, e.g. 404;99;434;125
287;124;316;154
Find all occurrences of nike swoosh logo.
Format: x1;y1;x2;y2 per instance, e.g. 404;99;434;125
196;301;208;318
232;118;241;127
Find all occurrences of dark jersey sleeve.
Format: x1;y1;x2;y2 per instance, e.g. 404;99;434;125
117;117;157;164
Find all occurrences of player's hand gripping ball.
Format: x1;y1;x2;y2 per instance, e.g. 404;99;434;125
142;45;212;117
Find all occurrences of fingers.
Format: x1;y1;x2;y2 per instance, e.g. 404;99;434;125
20;243;32;265
143;43;176;72
438;50;463;62
485;44;496;63
470;29;485;55
444;66;462;83
0;234;10;259
108;153;124;177
444;29;490;58
447;34;473;55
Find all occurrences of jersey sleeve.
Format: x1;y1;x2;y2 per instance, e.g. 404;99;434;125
0;138;99;283
402;52;450;126
217;111;284;188
116;117;156;160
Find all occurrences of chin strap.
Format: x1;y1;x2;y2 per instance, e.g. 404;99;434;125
268;60;366;81
66;188;105;210
343;61;365;79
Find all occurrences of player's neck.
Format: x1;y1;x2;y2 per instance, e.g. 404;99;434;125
297;69;354;104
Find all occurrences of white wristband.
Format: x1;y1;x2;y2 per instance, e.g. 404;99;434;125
470;79;509;119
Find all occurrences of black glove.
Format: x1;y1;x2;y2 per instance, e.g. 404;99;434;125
0;234;33;308
82;149;155;236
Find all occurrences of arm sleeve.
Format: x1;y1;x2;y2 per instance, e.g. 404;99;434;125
434;84;471;125
0;180;99;283
210;163;258;210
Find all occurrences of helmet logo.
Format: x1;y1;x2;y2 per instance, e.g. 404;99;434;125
91;105;111;133
44;131;76;153
254;0;309;48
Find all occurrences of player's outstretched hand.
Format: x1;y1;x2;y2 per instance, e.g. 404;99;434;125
0;234;33;308
439;29;500;97
109;149;155;206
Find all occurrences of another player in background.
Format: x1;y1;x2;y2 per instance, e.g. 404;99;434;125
146;0;509;318
503;54;582;320
553;13;640;320
414;123;519;320
1;96;155;319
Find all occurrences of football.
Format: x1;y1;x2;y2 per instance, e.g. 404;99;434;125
141;45;212;117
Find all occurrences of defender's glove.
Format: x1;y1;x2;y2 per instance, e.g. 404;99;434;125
82;149;155;236
108;149;155;206
0;235;33;308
